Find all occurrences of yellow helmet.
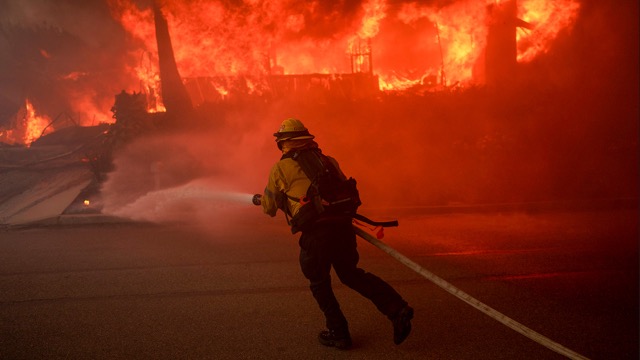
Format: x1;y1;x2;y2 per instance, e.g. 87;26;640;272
273;118;315;143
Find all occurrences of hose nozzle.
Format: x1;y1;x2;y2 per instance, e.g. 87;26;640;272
252;194;262;206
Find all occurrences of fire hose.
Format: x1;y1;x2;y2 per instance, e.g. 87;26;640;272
252;193;589;359
352;226;589;360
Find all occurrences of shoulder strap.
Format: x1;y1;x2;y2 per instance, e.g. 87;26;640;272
284;148;340;182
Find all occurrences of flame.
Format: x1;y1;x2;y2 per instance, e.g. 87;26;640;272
67;90;115;125
0;0;584;147
394;0;579;87
358;0;387;39
134;51;166;112
517;0;581;62
107;1;165;112
0;99;54;146
106;0;580;97
24;99;52;146
429;2;488;86
379;75;420;92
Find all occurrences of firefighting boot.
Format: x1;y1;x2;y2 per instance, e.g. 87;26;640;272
318;329;352;350
392;305;414;345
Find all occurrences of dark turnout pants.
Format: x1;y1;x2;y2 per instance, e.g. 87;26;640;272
298;218;407;336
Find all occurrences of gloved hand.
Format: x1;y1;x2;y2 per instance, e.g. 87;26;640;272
252;194;262;206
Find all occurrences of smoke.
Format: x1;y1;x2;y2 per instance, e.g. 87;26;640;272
0;0;122;46
101;81;638;227
99;107;280;225
0;0;135;127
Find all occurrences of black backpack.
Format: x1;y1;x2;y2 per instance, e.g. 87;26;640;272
283;148;361;232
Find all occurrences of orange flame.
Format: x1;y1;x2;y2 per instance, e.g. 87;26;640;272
24;99;52;146
517;0;581;62
395;0;579;87
108;1;165;112
358;0;387;39
107;0;580;96
0;99;54;146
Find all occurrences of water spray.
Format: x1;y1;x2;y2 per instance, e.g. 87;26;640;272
138;185;255;206
105;179;256;222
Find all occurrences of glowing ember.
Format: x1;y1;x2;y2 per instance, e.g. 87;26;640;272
39;49;52;59
84;200;91;206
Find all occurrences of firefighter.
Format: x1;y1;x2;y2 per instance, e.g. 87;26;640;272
254;118;413;349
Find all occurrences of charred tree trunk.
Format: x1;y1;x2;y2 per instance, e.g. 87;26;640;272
153;2;193;121
485;0;518;88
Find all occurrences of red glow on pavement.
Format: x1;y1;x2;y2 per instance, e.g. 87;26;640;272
430;248;554;257
483;270;620;281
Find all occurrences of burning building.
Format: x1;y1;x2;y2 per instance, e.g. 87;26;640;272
0;0;637;222
0;0;586;141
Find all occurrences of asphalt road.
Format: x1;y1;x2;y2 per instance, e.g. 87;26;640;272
0;207;637;359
